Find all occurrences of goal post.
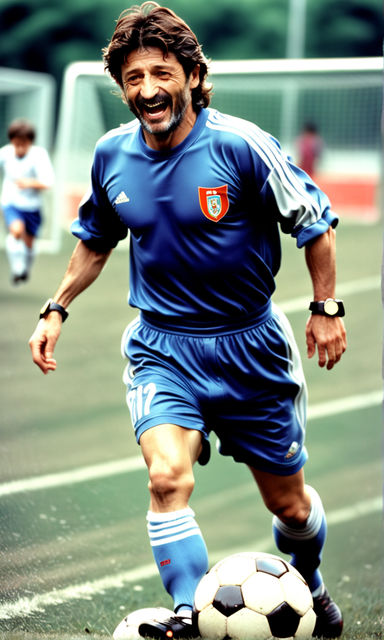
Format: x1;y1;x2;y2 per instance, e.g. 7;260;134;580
55;57;382;232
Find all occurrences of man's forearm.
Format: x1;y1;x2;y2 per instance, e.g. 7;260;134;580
52;240;112;308
305;227;336;300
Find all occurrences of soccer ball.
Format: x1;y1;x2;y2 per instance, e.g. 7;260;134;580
113;607;173;640
193;552;316;640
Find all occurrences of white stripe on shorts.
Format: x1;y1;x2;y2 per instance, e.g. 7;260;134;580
271;302;308;434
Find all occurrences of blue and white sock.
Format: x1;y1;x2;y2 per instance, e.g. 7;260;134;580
147;507;209;613
272;485;327;594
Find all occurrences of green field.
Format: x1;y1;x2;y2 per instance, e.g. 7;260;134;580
0;217;382;640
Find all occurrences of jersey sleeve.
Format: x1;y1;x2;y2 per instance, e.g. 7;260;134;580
255;134;338;248
0;145;7;169
71;153;128;252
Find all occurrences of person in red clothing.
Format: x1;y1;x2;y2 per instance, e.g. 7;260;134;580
296;122;323;179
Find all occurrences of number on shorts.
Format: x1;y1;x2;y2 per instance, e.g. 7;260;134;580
126;382;157;424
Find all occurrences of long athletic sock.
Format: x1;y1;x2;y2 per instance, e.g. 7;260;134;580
26;246;35;273
5;234;29;278
147;507;209;613
272;485;327;593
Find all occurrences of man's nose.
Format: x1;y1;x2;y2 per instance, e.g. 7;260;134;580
140;74;158;100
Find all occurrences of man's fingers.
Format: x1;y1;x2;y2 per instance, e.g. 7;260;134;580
306;315;347;370
317;344;327;368
326;332;347;370
29;324;58;374
42;354;57;374
305;327;316;360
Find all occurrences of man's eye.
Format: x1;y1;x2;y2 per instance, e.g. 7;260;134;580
126;76;140;85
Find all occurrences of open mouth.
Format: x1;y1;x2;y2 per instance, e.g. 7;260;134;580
138;95;171;120
144;101;167;116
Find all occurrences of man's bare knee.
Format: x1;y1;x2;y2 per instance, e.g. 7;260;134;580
148;460;195;507
269;495;311;526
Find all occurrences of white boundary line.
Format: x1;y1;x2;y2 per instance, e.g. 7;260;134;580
0;457;145;498
0;496;381;621
0;389;381;499
308;390;382;419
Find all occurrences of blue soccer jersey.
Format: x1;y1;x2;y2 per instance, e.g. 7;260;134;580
72;107;337;320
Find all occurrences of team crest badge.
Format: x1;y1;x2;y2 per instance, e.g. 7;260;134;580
198;185;229;222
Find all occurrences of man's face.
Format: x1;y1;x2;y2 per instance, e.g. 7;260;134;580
11;137;32;158
121;47;199;143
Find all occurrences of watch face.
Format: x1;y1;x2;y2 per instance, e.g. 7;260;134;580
40;299;52;315
324;299;339;316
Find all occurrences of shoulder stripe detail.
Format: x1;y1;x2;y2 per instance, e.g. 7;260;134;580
98;119;139;144
205;111;321;220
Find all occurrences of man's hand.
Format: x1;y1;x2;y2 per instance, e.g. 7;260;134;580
29;313;62;374
305;314;347;370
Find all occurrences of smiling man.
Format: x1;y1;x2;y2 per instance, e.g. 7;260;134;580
29;3;346;639
122;47;200;145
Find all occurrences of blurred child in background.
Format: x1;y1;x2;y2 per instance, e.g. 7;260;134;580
0;118;54;284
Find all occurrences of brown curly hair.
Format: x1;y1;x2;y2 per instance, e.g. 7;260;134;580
103;2;212;109
8;119;36;142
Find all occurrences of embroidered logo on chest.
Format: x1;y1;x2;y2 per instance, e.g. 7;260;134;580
198;185;229;222
114;191;130;205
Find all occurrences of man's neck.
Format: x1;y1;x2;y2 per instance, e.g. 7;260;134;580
142;108;197;151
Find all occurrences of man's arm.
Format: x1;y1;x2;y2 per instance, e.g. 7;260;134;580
304;227;347;370
29;240;112;374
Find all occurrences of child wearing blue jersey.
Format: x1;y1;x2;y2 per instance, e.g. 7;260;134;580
29;3;346;639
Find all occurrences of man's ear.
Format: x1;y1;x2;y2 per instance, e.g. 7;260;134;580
190;64;200;89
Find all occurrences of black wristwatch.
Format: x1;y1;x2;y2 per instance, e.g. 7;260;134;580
309;298;345;317
39;298;69;322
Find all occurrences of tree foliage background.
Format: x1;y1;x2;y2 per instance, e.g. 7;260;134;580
0;0;382;89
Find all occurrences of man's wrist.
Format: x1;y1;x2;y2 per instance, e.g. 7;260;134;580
309;298;345;317
39;299;69;322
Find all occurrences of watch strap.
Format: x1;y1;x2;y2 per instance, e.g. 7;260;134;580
39;298;68;322
309;298;345;317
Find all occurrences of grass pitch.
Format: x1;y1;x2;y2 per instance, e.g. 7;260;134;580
0;218;382;640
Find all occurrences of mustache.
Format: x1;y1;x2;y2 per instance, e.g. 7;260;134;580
135;92;171;109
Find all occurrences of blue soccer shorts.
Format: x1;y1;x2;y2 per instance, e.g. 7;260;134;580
3;204;42;236
121;302;308;476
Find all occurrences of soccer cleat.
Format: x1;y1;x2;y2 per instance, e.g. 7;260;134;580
138;614;199;639
312;588;343;638
113;607;174;639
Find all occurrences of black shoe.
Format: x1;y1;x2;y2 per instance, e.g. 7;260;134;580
12;271;28;285
139;614;199;639
312;588;343;638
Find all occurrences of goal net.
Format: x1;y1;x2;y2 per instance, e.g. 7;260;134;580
0;67;57;251
55;57;382;234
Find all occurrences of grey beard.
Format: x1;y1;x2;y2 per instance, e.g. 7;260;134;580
128;85;191;138
138;101;188;137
